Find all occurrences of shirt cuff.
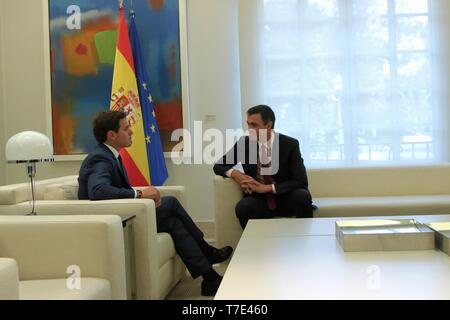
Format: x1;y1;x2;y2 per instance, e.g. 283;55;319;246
133;189;137;198
272;184;276;194
225;169;234;178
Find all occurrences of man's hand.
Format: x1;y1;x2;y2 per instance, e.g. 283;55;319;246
141;187;161;207
246;180;273;194
231;171;257;194
230;171;273;194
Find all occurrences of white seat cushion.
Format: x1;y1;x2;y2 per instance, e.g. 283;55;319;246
19;278;111;300
314;194;450;217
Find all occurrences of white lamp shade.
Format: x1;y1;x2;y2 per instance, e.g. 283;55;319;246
5;131;54;163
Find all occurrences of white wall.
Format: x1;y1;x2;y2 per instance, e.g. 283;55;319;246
237;0;264;127
165;0;242;220
1;0;51;184
0;1;6;186
0;0;242;221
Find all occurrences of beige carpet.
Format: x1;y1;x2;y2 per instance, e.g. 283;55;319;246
166;262;229;300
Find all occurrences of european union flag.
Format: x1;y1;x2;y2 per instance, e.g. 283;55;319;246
129;12;168;186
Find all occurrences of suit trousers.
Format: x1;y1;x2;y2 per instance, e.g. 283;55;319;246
235;188;313;229
156;196;211;278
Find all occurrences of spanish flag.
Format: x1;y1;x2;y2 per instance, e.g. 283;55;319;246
110;4;150;186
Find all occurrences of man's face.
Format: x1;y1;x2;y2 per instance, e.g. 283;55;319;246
110;117;133;149
247;113;272;142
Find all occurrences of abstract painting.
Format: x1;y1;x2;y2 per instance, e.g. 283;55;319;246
48;0;184;155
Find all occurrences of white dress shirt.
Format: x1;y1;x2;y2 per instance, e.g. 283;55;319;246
225;132;276;194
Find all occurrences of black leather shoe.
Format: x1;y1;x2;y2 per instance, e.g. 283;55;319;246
201;276;222;296
208;246;233;264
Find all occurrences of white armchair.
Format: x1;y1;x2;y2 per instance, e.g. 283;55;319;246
0;258;19;300
0;176;187;300
0;215;126;300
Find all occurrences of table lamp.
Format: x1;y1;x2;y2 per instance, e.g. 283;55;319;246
5;131;54;215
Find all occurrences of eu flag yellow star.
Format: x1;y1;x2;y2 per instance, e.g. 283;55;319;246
152;110;156;118
145;135;151;144
148;94;153;103
150;124;156;133
142;82;147;91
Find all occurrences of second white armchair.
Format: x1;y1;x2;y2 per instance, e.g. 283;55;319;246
0;215;127;300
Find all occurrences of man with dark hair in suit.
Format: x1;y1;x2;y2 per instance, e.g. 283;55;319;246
78;110;232;296
214;105;313;229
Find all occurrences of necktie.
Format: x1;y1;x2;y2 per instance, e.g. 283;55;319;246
117;155;130;185
117;155;124;172
260;146;277;211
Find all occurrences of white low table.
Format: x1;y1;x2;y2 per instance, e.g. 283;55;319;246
215;214;450;300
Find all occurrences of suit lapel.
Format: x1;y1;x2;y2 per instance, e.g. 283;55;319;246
271;132;280;179
98;144;132;189
245;137;258;178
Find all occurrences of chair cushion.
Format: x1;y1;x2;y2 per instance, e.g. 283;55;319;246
314;194;450;217
308;164;450;197
43;182;79;200
19;278;111;300
156;233;176;268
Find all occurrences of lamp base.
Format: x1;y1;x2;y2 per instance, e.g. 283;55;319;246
27;163;37;216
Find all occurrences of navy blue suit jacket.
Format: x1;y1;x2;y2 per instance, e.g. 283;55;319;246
78;144;135;200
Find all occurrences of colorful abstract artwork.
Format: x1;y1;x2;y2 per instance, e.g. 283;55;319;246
48;0;184;155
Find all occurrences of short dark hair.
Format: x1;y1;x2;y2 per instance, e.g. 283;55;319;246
247;105;276;129
93;111;127;143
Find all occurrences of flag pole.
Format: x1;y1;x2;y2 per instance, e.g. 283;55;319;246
130;0;135;17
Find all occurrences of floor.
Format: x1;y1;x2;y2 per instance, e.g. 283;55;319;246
164;221;229;300
165;262;229;300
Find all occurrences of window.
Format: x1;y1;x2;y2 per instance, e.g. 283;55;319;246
259;0;444;167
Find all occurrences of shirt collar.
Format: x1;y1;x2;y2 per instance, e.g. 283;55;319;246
104;143;120;159
258;130;276;150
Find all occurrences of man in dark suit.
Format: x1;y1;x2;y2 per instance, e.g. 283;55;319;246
214;105;313;229
78;111;232;296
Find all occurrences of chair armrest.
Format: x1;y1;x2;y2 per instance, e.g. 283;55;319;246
0;215;127;300
0;258;19;299
156;186;186;207
135;185;186;207
213;175;244;248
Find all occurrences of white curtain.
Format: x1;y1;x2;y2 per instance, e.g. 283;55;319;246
238;0;450;168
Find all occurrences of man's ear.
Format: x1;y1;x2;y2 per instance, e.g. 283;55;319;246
106;130;116;141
